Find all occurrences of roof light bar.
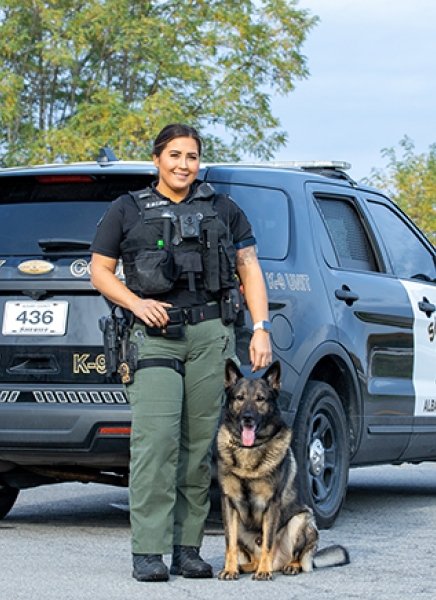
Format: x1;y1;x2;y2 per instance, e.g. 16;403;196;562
202;160;352;170
273;160;352;170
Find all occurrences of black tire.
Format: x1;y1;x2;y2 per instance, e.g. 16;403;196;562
292;381;349;529
0;485;19;519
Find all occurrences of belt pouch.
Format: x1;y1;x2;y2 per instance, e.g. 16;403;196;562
145;307;185;339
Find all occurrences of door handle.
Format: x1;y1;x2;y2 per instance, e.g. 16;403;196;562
335;286;359;306
418;297;436;317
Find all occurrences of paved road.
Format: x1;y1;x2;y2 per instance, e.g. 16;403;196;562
1;463;436;600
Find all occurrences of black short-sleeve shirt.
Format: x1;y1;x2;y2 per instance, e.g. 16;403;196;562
91;182;255;307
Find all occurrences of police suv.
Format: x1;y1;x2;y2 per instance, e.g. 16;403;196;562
1;153;435;528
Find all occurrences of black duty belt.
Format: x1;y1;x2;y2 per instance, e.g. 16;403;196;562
135;302;221;327
183;302;221;324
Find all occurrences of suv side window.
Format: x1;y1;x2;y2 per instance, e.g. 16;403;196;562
368;200;436;281
315;195;379;272
211;183;289;260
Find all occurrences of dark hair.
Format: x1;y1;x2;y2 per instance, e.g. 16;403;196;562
152;123;202;157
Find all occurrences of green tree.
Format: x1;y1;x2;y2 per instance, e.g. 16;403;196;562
0;0;317;165
365;136;436;243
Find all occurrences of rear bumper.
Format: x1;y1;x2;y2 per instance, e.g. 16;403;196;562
0;383;131;468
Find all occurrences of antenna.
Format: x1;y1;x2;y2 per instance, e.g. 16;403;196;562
97;147;118;163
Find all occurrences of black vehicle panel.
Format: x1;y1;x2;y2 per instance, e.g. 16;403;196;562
307;183;415;462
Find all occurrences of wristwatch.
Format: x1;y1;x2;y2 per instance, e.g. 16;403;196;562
253;320;272;333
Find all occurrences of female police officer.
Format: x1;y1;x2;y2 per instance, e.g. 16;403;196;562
90;124;272;582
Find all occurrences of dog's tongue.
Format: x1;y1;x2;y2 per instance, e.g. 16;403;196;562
242;426;255;447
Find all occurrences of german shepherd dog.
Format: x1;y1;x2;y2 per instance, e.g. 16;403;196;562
217;359;349;580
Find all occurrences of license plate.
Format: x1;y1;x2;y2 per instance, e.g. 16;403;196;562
2;301;69;336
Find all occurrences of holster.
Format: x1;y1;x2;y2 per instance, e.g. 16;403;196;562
99;308;137;384
117;338;138;385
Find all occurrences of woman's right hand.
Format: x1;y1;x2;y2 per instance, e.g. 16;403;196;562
130;298;173;328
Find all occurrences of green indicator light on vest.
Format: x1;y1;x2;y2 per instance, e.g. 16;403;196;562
157;239;165;249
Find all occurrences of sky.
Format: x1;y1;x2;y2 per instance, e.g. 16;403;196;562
271;0;436;182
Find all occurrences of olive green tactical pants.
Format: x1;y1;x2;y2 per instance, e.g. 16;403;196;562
126;317;236;555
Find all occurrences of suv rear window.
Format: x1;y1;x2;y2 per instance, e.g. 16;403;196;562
0;174;153;255
1;201;108;255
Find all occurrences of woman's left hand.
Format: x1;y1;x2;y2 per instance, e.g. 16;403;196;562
249;329;272;372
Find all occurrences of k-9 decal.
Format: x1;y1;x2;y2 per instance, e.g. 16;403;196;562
265;271;311;292
73;353;106;375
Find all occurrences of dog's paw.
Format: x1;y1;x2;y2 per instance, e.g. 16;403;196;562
218;569;240;580
283;562;301;576
253;570;273;581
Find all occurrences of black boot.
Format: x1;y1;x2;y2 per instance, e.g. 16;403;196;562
170;545;213;578
132;554;169;582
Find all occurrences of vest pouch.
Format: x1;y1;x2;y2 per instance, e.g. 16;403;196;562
174;250;204;292
202;221;236;293
202;228;220;293
218;239;237;289
174;250;203;274
134;248;179;294
220;287;244;325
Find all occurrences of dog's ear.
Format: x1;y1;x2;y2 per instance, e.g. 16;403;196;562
225;359;243;388
262;360;281;391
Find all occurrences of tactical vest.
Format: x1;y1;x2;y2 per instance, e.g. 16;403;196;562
120;184;238;297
